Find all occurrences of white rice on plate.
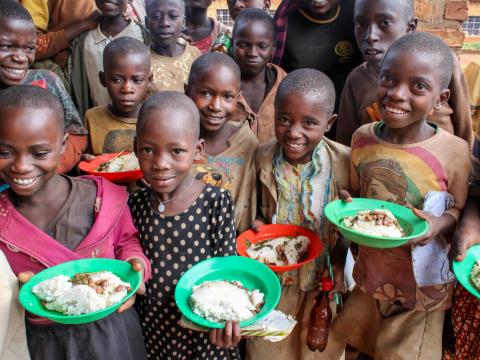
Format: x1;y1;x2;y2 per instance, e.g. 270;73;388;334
342;209;405;238
246;236;310;266
189;280;264;323
32;271;131;316
471;260;480;291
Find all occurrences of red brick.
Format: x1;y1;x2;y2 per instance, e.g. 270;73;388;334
444;0;469;21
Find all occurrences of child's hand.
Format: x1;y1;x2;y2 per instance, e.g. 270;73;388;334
251;219;265;233
328;263;344;300
80;154;96;162
209;321;241;349
17;271;34;286
117;258;146;313
454;223;480;261
409;209;455;247
338;190;352;203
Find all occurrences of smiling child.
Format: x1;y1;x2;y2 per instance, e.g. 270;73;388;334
85;37;152;155
335;0;473;147
186;52;258;233
233;8;287;144
248;69;350;360
130;91;241;359
0;85;151;360
146;0;201;94
331;32;471;359
0;0;88;174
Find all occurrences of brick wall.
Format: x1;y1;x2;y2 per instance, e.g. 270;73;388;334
416;0;468;49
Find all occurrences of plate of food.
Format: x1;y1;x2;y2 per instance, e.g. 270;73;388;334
236;224;323;272
324;198;429;248
453;244;480;299
78;152;143;183
19;258;142;324
175;256;281;328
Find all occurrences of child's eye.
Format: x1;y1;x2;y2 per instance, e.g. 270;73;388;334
380;19;393;27
304;120;316;127
201;90;211;97
173;149;185;155
141;147;153;154
133;77;145;84
0;45;12;51
258;43;270;50
414;82;428;91
278;117;290;125
33;151;49;159
0;150;12;158
224;94;234;101
380;75;394;85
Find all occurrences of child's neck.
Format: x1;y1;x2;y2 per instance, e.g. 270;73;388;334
100;15;130;38
185;7;211;33
201;122;238;156
241;67;267;113
152;41;183;57
110;104;140;119
366;61;381;78
379;120;435;145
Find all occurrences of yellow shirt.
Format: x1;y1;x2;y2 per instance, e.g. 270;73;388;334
85;106;137;155
148;42;201;94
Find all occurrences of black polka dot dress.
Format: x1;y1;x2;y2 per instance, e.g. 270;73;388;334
129;185;240;360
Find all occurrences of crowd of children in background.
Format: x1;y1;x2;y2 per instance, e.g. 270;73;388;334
0;0;478;359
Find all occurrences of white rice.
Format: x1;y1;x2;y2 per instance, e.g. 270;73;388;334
471;260;480;291
246;236;310;266
32;271;130;316
99;153;140;172
343;209;405;238
189;280;264;323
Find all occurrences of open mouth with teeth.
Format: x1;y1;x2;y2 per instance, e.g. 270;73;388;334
12;176;39;186
3;66;27;80
284;142;306;152
383;104;409;115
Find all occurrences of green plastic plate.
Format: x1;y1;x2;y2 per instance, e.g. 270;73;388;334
175;256;281;328
19;258;141;325
324;198;429;248
453;244;480;299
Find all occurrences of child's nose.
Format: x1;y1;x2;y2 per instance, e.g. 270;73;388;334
208;97;222;112
365;25;380;44
121;80;134;93
152;153;171;170
12;155;33;174
11;48;28;63
387;84;407;101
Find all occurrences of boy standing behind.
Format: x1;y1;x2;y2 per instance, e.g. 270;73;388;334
233;9;287;144
85;38;152;155
336;0;473;147
332;33;471;359
71;0;149;117
248;69;349;360
186;53;258;233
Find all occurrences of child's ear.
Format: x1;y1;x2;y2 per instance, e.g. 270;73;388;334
60;133;69;155
194;138;205;161
263;0;271;10
406;17;418;33
434;89;450;110
325;114;337;133
99;71;106;88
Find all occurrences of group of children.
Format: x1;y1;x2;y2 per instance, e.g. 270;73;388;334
0;0;478;359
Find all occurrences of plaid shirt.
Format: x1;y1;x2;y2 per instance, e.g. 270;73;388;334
272;0;301;65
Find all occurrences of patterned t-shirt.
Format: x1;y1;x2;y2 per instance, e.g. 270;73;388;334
351;122;471;311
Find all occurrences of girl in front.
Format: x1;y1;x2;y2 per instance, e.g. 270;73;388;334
130;91;241;359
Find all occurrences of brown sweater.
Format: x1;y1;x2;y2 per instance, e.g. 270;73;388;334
336;56;474;148
238;64;287;144
22;0;94;68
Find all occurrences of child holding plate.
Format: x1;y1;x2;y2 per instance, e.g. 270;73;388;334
250;69;350;360
129;91;241;359
0;86;151;360
332;33;471;359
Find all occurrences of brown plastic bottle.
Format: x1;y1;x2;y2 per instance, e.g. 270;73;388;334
306;278;333;352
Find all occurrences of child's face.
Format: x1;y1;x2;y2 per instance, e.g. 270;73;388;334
95;0;129;18
146;0;183;47
0;107;64;197
100;53;152;117
185;0;213;10
136;108;202;194
377;48;450;130
233;22;275;77
301;0;340;17
275;93;335;165
227;0;268;20
0;18;36;87
187;65;240;134
354;0;416;68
